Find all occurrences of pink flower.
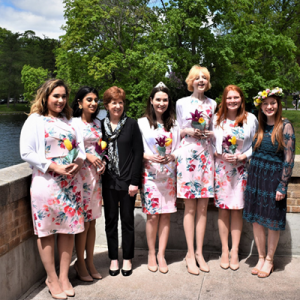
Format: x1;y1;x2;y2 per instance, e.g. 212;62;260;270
151;198;159;208
189;164;196;172
64;206;76;217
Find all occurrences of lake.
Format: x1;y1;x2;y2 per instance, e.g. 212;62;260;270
0;110;107;170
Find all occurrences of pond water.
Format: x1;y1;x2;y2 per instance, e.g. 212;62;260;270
0;110;107;170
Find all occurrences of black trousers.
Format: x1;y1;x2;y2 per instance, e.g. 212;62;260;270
103;188;136;260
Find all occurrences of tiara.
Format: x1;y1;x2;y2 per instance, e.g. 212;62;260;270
253;87;284;107
155;81;168;89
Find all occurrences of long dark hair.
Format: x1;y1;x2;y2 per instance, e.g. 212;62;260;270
144;86;175;131
71;86;100;120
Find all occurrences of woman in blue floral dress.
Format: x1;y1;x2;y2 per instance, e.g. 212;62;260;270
243;88;295;278
213;85;258;271
20;79;86;299
72;87;106;282
176;65;217;275
138;84;180;274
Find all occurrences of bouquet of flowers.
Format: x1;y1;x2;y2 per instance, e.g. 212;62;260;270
95;138;108;172
222;135;237;154
63;139;80;163
187;109;206;131
155;136;172;172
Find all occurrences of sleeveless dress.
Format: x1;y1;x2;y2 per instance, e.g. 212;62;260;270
141;124;177;214
243;120;295;230
79;119;103;222
176;96;216;199
214;119;247;209
30;116;84;237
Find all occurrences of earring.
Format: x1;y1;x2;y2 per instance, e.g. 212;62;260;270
79;104;82;109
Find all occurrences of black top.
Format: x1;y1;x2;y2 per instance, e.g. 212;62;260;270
101;117;144;190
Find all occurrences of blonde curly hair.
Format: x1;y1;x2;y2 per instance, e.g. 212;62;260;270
185;65;212;92
29;79;72;119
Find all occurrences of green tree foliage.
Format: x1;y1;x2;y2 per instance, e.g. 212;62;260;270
0;27;59;106
57;0;300;117
21;65;49;102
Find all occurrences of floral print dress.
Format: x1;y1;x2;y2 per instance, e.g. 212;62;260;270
176;97;215;199
141;124;177;214
30;116;84;237
214;120;247;209
79;119;103;222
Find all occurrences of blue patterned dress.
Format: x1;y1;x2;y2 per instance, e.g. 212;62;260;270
243;120;295;230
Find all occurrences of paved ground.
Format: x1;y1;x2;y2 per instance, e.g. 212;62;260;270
20;247;300;300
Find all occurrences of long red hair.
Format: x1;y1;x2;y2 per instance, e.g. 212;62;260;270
253;96;284;151
216;85;247;128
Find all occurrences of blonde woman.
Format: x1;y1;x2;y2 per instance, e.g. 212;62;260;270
176;65;217;275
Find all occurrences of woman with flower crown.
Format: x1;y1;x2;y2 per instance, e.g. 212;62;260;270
20;79;86;299
243;87;295;278
71;87;105;282
138;83;180;274
176;65;217;275
212;85;258;271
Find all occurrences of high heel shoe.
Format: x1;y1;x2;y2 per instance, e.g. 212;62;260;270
85;259;102;280
185;256;199;276
74;261;93;282
45;279;67;300
195;255;210;273
229;250;239;271
251;256;265;275
157;255;168;274
258;258;274;278
148;254;158;272
121;260;132;276
64;287;75;297
220;252;230;270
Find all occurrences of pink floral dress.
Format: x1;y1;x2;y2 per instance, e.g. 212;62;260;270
141;124;177;214
176;97;215;199
214;119;247;209
30;116;84;237
79;119;102;221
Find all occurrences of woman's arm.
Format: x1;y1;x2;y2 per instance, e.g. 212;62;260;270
276;121;295;199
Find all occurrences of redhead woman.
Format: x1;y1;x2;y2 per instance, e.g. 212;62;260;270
176;65;217;275
243;88;295;278
213;85;258;270
71;87;105;281
20;79;85;299
101;86;144;277
138;84;180;273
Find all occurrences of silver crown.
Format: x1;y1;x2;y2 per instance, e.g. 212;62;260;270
155;81;168;89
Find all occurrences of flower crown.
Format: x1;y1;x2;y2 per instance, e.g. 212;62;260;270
253;87;284;108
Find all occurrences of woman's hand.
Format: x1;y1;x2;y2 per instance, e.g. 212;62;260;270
275;191;285;201
128;184;138;197
144;153;165;163
86;153;105;170
236;153;247;162
222;153;238;164
161;154;176;164
48;163;75;176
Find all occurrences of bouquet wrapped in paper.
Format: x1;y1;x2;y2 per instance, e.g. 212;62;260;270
95;138;108;173
155;136;172;172
63;139;80;163
222;135;237;154
187;109;206;131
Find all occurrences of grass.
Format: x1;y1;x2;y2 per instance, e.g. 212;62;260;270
0;103;30;114
282;110;300;154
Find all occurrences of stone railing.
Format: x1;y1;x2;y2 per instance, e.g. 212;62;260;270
1;158;300;300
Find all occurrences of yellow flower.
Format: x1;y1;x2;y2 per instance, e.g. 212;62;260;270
198;117;205;124
262;90;268;97
256;98;262;103
165;138;172;147
63;139;73;151
100;141;107;150
229;136;237;145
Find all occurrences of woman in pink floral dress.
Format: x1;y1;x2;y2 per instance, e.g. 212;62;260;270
138;84;180;274
176;65;217;275
213;85;257;271
71;87;105;282
20;79;86;299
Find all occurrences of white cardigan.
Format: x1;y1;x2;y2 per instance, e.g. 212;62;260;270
20;113;86;173
212;112;258;159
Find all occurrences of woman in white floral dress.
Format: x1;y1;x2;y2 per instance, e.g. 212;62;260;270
138;84;180;274
71;87;106;282
176;65;217;275
20;79;86;299
213;85;258;271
